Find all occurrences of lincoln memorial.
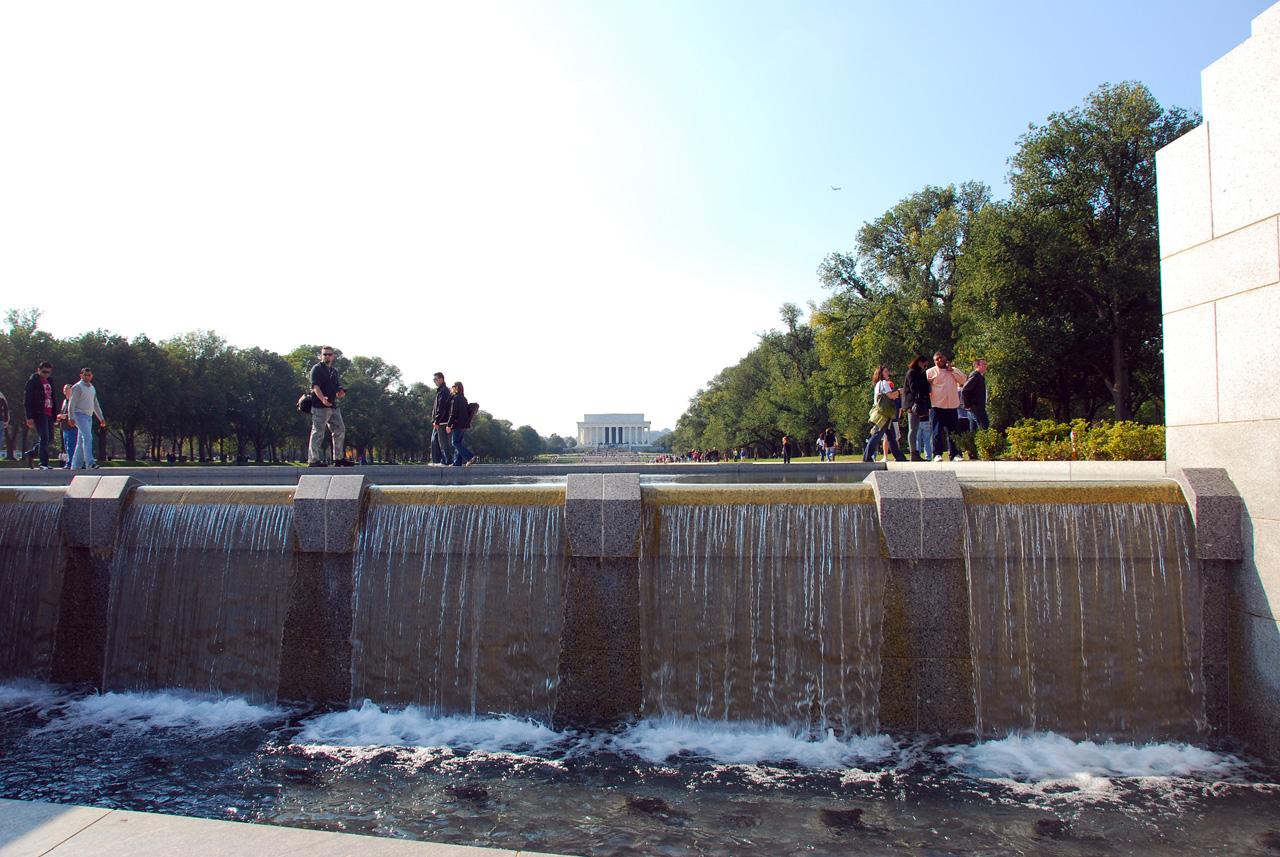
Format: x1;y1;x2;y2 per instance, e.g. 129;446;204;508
577;413;652;447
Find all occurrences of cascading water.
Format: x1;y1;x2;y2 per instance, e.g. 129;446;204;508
640;501;886;735
350;497;565;718
0;490;67;680
964;498;1203;741
104;489;294;701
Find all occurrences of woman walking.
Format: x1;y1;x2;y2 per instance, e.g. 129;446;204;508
863;366;906;462
903;355;932;462
446;381;475;466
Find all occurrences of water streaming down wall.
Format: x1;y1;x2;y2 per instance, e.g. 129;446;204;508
0;489;67;681
103;488;294;702
640;493;887;736
963;486;1204;741
351;488;566;718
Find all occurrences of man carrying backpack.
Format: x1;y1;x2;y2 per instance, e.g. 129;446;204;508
308;346;355;467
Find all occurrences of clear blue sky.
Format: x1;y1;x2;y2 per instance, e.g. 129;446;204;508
1;1;1272;435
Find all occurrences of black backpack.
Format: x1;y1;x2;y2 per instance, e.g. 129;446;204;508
468;401;479;419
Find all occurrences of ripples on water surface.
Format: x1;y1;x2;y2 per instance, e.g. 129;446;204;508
2;684;1278;855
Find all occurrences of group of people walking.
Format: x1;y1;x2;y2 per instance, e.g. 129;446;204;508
0;361;107;469
864;352;988;463
305;347;476;467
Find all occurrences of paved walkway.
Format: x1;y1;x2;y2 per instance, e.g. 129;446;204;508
0;800;574;857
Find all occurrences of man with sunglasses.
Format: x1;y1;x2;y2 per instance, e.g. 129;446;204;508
23;361;59;470
308;346;354;467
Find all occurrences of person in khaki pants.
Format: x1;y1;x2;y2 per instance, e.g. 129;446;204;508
307;346;355;467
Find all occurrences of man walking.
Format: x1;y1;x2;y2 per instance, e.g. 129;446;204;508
67;368;106;469
962;358;990;431
308;346;355;467
429;371;454;465
926;352;968;462
23;361;58;470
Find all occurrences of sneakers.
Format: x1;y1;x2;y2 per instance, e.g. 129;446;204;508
308;461;329;468
38;464;52;470
464;458;474;467
933;455;944;463
333;459;356;467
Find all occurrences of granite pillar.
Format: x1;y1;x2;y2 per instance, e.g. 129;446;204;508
278;474;367;704
866;470;974;733
555;473;642;726
49;475;140;686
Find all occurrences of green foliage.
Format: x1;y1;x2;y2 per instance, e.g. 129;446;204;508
972;427;1007;461
1002;418;1164;461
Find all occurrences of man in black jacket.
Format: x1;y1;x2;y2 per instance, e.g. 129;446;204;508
429;372;453;465
307;346;354;467
961;359;989;431
23;361;58;469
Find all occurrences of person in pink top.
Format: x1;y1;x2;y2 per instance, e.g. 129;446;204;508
926;352;968;462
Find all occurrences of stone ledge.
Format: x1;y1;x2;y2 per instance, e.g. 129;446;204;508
1174;468;1244;560
62;475;140;549
867;471;964;560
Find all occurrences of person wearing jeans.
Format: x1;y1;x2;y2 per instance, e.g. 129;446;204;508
67;368;106;469
446;381;475;466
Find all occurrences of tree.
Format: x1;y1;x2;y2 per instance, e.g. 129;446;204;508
960;82;1198;420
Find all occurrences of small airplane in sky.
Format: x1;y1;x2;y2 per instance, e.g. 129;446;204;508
831;186;841;191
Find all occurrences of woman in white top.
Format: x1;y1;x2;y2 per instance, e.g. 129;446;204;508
862;366;906;462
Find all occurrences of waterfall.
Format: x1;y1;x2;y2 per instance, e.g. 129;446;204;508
640;503;886;736
351;503;565;718
104;496;293;701
964;501;1204;741
0;493;66;680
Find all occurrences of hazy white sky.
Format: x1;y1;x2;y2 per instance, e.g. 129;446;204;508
1;1;1272;435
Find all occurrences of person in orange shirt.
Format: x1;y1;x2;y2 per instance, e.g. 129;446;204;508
925;352;968;462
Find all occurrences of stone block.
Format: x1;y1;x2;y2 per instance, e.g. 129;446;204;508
49;549;112;687
877;657;917;732
1173;468;1244;560
0;799;113;857
1234;517;1280;621
565;474;602;557
916;471;964;560
915;657;975;733
277;553;355;704
1162;303;1220;427
1258;2;1280;36
87;476;138;548
601;473;641;558
325;474;367;553
1161;216;1279;312
559;557;641;651
866;471;921;560
553;648;641;727
1202;560;1230;666
1204;660;1229;735
1202;21;1280;236
61;475;100;549
1156;122;1214;258
1216;284;1280;422
1227;608;1280;761
293;474;331;553
1166;422;1280;521
896;560;971;660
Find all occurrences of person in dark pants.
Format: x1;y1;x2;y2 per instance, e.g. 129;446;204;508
925;352;968;462
446;381;475;466
23;361;58;470
781;435;793;464
962;358;989;430
429;371;454;465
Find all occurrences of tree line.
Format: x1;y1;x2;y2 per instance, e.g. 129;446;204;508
0;312;574;463
666;82;1195;458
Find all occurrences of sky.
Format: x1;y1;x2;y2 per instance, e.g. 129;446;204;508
1;1;1273;437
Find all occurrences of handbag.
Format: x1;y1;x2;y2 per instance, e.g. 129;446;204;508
868;393;895;429
297;393;315;414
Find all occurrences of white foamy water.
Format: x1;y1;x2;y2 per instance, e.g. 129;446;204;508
0;681;64;710
33;690;282;734
942;732;1244;781
296;700;562;752
596;717;897;769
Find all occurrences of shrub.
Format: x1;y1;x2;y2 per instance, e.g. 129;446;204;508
973;427;1007;461
1000;418;1164;461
